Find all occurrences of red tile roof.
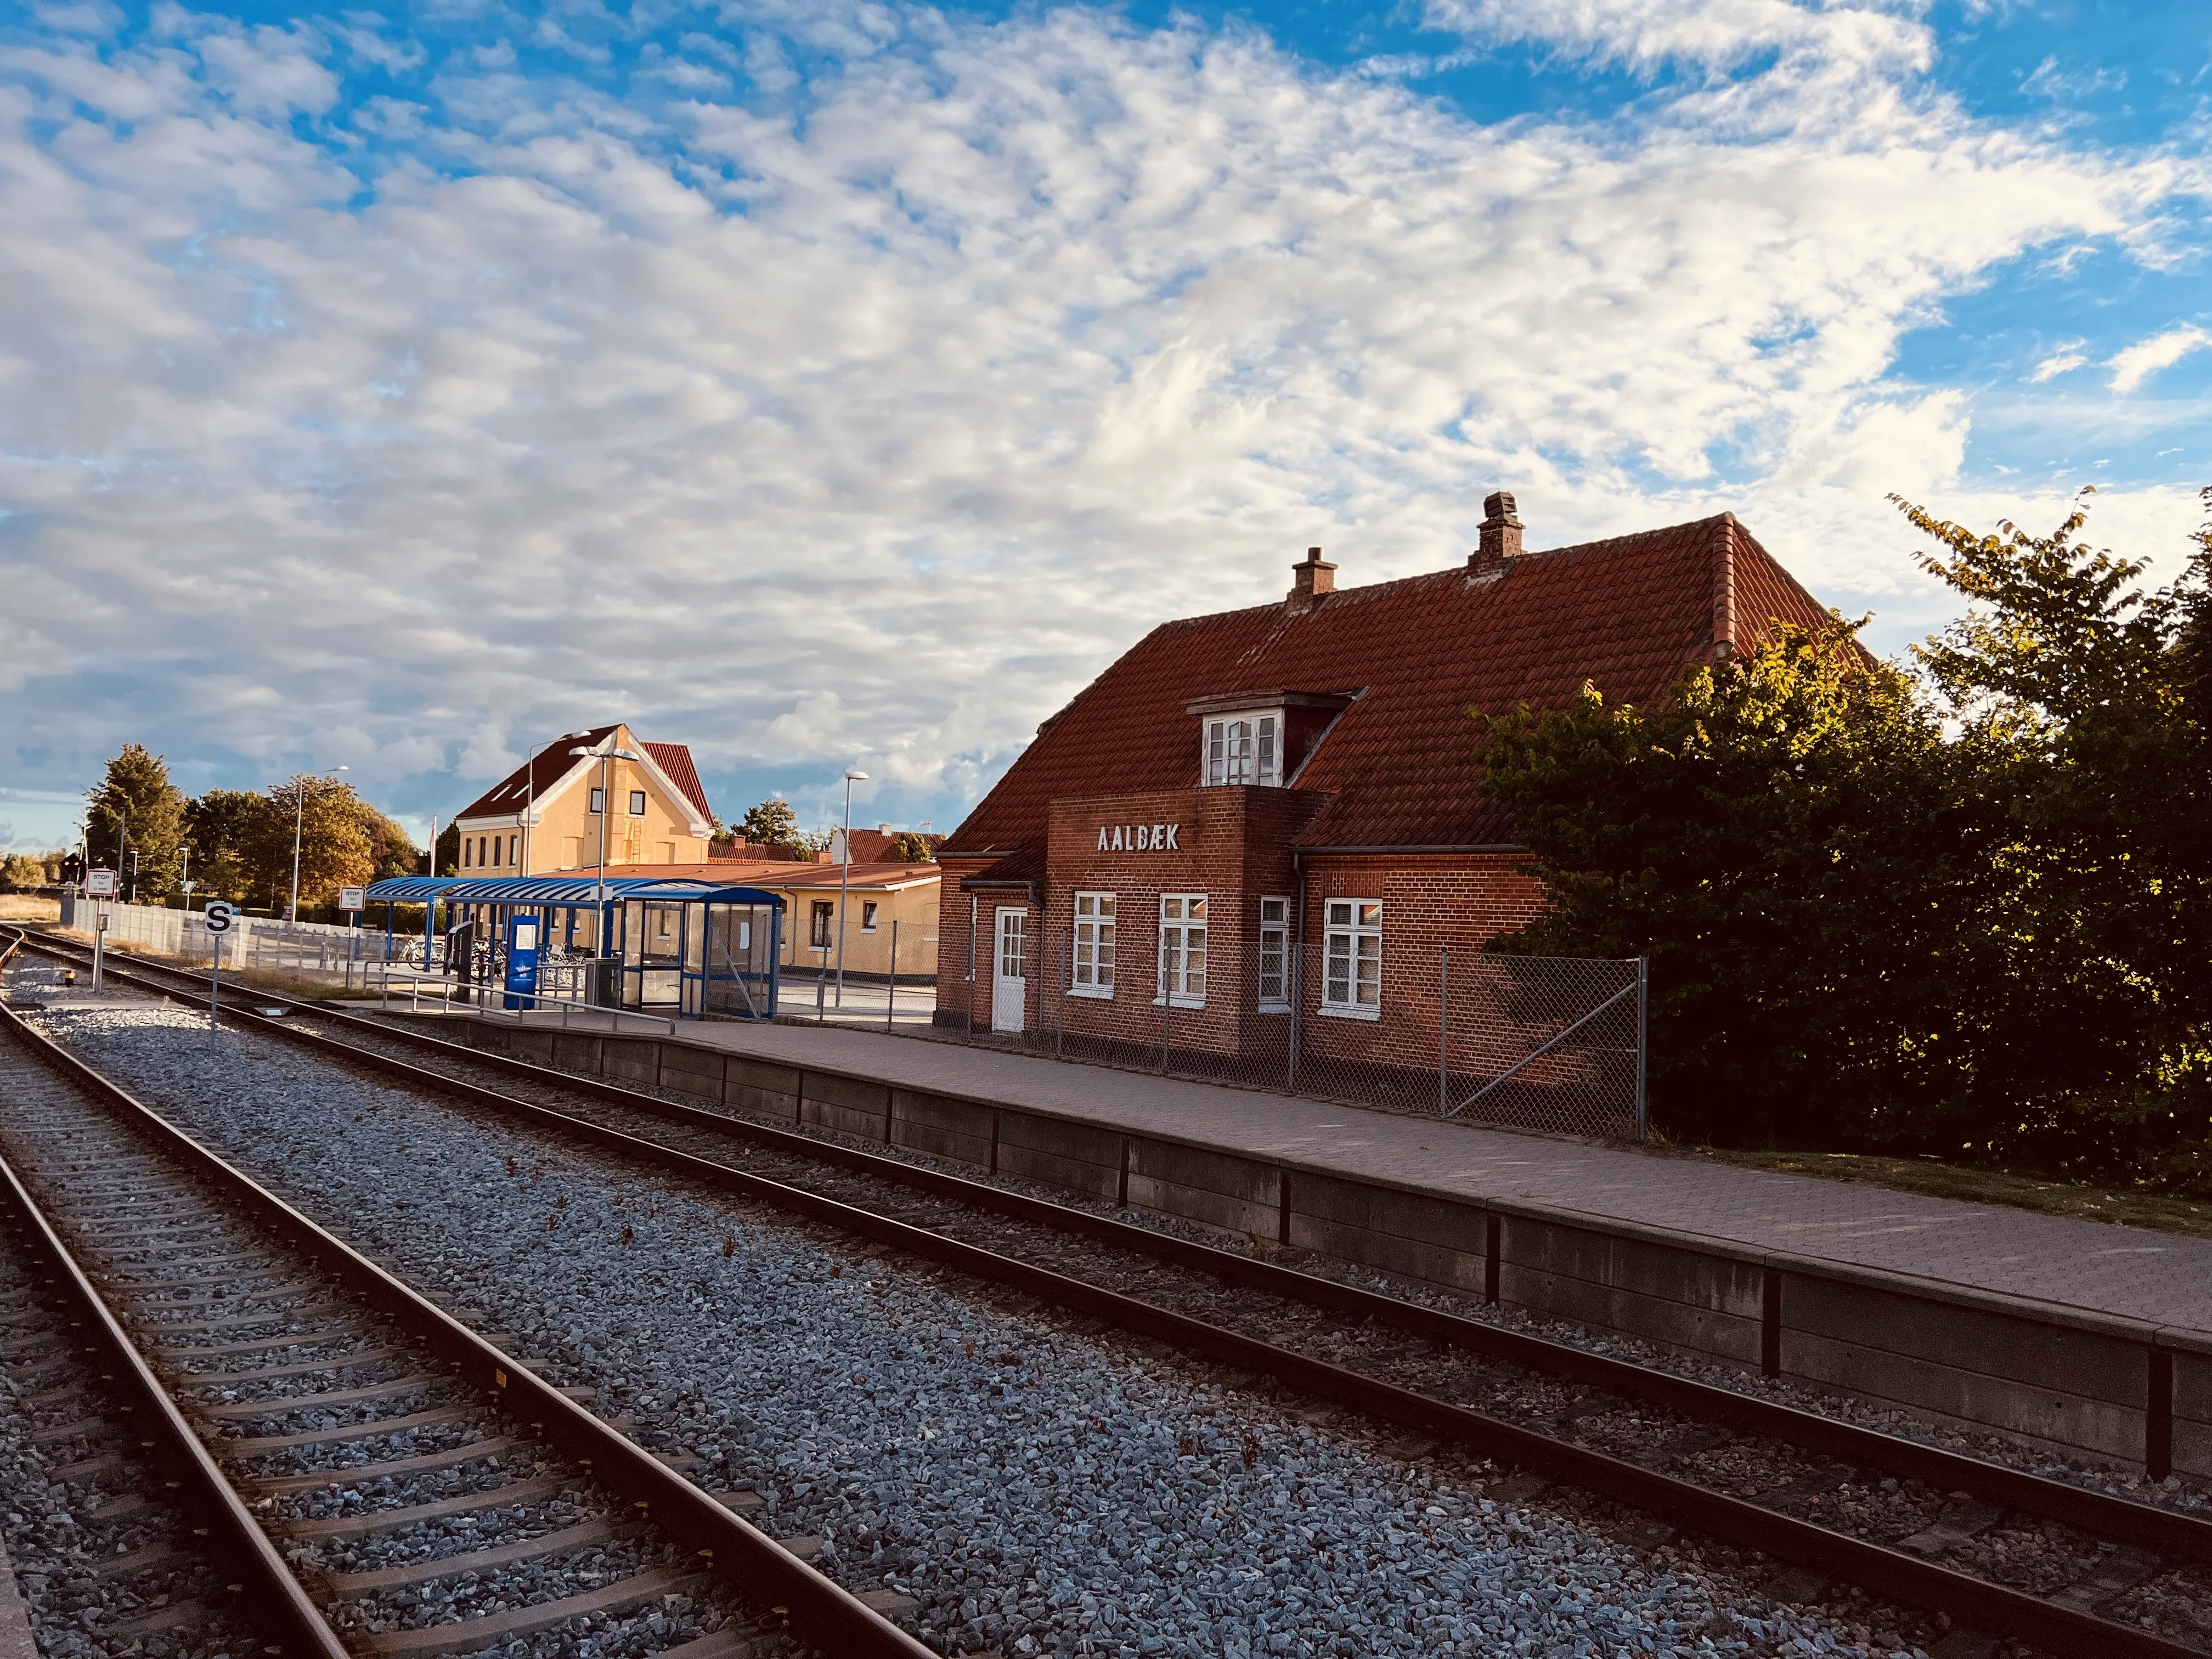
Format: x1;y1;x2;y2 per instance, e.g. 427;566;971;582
642;741;714;822
455;726;714;824
839;827;944;863
565;861;939;891
944;514;1832;854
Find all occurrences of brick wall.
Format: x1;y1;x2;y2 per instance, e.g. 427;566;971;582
1294;851;1547;1073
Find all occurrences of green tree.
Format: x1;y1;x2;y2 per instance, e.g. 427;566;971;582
0;854;50;891
1475;620;1998;1148
891;832;937;862
260;775;375;913
738;798;802;850
87;744;187;901
1896;488;2212;1176
435;821;459;876
353;802;420;883
184;789;273;903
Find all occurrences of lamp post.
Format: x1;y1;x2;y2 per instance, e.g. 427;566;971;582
569;743;641;954
288;766;348;923
521;736;562;876
834;769;868;1009
179;843;194;911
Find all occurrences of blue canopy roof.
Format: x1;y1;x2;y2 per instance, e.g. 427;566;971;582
364;876;783;907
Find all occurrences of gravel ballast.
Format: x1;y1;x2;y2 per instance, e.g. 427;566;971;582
21;1000;1961;1659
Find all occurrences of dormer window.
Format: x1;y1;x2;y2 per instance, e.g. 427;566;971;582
1203;713;1279;787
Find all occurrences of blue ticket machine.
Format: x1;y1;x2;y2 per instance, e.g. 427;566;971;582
504;913;542;1011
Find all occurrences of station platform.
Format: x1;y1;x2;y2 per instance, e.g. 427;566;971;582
430;1007;2212;1478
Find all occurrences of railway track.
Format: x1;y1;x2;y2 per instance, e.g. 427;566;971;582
0;930;931;1659
16;928;2212;1658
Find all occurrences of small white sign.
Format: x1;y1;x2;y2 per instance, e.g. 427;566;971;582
339;885;366;911
84;870;118;897
204;900;238;935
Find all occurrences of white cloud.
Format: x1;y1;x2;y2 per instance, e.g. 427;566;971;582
0;0;2203;839
2107;324;2212;393
2029;343;2088;382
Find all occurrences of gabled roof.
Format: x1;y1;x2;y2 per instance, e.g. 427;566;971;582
454;725;714;829
642;742;713;822
944;514;1832;855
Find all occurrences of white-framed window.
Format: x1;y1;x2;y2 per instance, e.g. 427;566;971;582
810;900;833;949
1072;891;1116;996
861;901;878;932
1202;713;1280;787
589;787;605;815
1257;896;1289;1010
629;789;647;817
1321;899;1382;1018
1158;893;1207;1006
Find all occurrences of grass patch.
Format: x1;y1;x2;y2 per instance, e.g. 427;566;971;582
1696;1146;2212;1241
0;896;60;921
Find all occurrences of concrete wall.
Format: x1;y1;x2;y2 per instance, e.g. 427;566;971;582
448;1014;2212;1480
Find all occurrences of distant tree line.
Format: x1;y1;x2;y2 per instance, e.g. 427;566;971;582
1477;490;2211;1189
63;746;419;911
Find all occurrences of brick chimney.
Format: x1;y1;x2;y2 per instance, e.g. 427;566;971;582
1469;491;1525;573
1287;546;1336;614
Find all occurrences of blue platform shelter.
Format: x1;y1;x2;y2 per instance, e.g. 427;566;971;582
363;876;783;1019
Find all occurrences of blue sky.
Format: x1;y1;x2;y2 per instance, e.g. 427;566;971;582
2;0;2207;853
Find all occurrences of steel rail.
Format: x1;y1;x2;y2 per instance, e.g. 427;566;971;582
18;937;2195;1659
33;931;2210;1568
0;928;343;1654
0;930;934;1659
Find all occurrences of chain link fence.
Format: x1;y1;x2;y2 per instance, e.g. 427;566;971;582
919;919;1646;1141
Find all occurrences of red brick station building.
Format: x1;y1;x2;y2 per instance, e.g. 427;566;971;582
932;493;1831;1075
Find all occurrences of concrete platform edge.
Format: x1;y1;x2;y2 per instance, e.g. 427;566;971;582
415;1009;2212;1477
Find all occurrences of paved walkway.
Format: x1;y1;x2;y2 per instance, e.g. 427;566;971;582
486;1011;2212;1335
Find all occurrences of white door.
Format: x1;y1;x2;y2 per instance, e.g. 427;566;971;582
992;907;1028;1033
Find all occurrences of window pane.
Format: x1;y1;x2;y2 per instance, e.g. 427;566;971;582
1357;934;1380;1004
1259;934;1284;1003
1187;896;1206;919
1077;894;1094;917
1328;901;1351;926
1099;895;1114;917
1259;716;1277;782
1207;721;1224;785
630;791;647;816
1261;897;1285;923
1360;903;1383;927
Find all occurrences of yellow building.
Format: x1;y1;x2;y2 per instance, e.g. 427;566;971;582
452;724;716;877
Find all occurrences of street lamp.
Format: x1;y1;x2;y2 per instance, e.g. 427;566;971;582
521;735;568;877
834;769;868;1009
179;842;195;910
569;743;642;952
289;766;348;923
